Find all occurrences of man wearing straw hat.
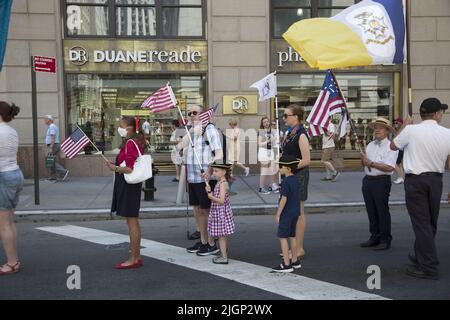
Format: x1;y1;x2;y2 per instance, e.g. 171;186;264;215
359;117;398;251
43;115;69;182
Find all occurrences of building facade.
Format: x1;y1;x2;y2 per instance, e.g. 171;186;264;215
1;0;449;177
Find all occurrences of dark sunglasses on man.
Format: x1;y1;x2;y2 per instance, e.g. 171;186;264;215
188;111;198;117
283;114;295;119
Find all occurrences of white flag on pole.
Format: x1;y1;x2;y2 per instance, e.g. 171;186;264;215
250;72;277;101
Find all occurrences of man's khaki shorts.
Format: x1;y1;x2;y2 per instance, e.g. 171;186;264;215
321;147;335;162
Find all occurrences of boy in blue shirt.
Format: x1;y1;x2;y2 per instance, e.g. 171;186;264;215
272;154;302;273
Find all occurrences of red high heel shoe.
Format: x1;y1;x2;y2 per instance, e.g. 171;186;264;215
114;259;142;270
0;261;20;275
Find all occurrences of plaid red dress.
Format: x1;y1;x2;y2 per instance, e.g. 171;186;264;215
208;181;235;237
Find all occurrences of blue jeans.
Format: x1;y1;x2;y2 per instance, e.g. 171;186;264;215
0;169;24;210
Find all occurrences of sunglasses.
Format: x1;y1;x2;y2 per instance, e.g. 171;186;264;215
188;111;198;117
283;114;295;119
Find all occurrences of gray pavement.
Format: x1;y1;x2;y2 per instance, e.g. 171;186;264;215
2;209;450;300
16;172;450;217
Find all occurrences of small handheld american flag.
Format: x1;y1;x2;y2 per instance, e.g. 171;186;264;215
199;103;219;127
61;127;90;159
141;83;177;113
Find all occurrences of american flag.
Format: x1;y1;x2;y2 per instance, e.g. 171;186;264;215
141;83;177;113
199;103;219;127
306;70;346;137
61;127;90;159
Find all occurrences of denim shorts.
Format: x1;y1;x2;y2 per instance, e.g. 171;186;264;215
0;169;24;210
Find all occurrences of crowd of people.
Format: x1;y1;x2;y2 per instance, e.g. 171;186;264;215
0;98;449;280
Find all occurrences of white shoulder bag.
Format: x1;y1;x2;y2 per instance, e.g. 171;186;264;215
120;139;153;184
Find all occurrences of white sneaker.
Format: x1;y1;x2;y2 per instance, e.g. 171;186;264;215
393;177;404;184
272;183;280;193
62;170;70;181
244;167;250;177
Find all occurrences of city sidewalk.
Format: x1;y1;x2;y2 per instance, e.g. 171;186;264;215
16;171;450;219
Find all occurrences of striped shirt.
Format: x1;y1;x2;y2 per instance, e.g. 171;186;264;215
187;124;222;183
0;122;19;172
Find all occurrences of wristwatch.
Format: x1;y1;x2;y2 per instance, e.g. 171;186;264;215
115;166;120;173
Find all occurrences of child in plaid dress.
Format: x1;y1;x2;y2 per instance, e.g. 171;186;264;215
205;163;235;264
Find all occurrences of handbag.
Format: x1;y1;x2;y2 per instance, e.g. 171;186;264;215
45;155;56;168
258;148;275;162
120;139;153;184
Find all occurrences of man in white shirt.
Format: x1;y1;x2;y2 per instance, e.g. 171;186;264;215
391;98;450;280
321;122;340;182
43;115;69;181
360;118;398;251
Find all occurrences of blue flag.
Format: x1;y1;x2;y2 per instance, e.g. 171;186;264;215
0;0;13;71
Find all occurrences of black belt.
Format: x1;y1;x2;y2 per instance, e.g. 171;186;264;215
365;175;390;180
406;172;443;177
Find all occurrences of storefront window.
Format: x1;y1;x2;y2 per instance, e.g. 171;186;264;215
65;0;204;38
66;3;109;36
276;73;396;152
66;74;205;155
272;0;359;38
162;7;203;37
116;6;156;36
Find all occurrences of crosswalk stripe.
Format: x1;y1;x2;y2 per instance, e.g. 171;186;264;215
37;225;388;300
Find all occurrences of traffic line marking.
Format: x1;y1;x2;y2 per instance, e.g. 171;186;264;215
37;225;388;300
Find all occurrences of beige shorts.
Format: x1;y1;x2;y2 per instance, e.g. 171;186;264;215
321;147;335;161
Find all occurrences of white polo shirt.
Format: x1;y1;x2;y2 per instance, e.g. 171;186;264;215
365;137;398;176
394;120;450;175
322;123;336;149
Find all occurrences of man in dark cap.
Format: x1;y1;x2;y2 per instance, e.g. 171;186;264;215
391;98;450;280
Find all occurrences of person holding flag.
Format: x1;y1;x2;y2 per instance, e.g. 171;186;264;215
107;117;146;270
179;105;223;257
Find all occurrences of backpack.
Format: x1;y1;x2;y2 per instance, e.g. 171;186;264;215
202;123;227;164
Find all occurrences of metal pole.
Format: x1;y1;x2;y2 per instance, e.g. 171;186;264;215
30;56;40;205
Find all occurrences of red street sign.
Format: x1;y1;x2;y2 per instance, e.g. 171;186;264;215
33;56;56;73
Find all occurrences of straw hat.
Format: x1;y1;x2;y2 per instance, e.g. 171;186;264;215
210;162;232;170
276;154;301;166
368;117;395;133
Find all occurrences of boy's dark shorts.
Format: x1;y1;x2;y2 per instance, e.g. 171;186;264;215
188;180;217;210
277;215;299;238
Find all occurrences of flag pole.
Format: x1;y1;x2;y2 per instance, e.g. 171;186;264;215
75;124;109;162
405;0;413;116
274;71;281;185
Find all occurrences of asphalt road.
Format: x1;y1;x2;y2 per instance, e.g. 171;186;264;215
1;208;449;300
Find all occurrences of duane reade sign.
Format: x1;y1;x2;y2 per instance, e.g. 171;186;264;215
69;46;202;65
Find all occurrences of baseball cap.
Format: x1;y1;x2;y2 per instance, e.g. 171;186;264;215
44;115;54;121
420;98;448;114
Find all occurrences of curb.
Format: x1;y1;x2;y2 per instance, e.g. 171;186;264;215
15;201;449;223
